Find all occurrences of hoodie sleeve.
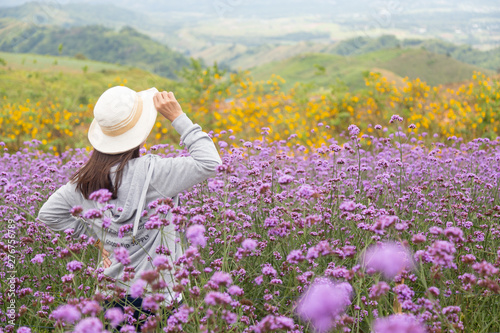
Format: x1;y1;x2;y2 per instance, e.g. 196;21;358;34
151;113;222;198
37;183;98;240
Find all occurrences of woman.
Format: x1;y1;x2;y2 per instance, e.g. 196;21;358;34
37;86;222;330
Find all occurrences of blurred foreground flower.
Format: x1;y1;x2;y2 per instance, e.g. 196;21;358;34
296;277;352;333
360;242;414;280
372;314;426;333
186;224;207;248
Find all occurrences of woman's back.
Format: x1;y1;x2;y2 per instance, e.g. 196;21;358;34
37;91;222;304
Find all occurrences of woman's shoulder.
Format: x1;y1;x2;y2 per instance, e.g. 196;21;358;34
138;154;163;164
110;154;155;173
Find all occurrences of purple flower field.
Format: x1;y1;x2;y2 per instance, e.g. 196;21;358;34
1;119;500;332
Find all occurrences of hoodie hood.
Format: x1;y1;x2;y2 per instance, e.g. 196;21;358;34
108;154;154;225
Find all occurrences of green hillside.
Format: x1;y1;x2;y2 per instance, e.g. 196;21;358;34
248;48;494;91
0;51;124;73
0;19;190;79
331;35;500;72
194;35;500;73
0;51;178;107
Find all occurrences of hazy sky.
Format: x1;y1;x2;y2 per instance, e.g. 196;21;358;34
2;0;499;18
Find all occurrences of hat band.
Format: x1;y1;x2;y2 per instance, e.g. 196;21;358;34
100;95;143;137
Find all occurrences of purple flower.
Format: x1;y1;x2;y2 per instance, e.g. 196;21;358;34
119;325;136;333
472;261;499;277
360;242;414;280
102;217;111;228
264;217;279;228
61;274;74;283
373;314;426;333
371;215;398;234
369;281;390;300
298;184;315;198
253;315;295;333
223;310;238;324
296;278;352;333
287;250;305;264
228;285;244;296
427;240;456;269
70;205;83;216
31;253;46;264
16;327;31;333
278;174;294;184
89;188;113;203
411;233;426;244
105;307;124;328
83;209;102;219
204;291;232;306
66;260;83;272
130;279;147;298
51;304;81;323
348;124;360;136
152;255;170;269
389;115;404;123
114;246;130;266
262;264;277;277
427;287;440;296
210;271;233;287
186;224;206;248
81;300;101;316
375;124;382;130
118;224;133;238
444;227;464;243
74;317;104;333
242;238;257;251
393;284;414;302
339;200;357;212
429;226;443;235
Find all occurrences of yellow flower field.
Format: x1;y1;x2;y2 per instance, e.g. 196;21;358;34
1;70;499;152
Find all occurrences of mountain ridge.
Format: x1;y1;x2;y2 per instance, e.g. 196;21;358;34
0;20;191;79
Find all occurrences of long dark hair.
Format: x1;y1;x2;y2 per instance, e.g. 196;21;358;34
70;146;141;200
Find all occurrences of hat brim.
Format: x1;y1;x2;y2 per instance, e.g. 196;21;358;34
88;88;159;154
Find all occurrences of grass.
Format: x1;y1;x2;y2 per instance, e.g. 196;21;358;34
0;51;124;73
376;49;489;86
0;51;179;106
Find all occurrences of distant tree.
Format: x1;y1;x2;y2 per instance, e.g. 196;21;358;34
119;26;144;38
58;43;63;55
74;53;87;60
314;64;326;76
82;65;88;74
0;57;6;66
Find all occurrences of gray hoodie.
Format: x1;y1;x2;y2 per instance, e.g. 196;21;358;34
37;113;222;303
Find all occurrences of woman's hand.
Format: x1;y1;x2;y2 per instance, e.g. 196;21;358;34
102;248;111;268
153;91;184;122
95;239;111;268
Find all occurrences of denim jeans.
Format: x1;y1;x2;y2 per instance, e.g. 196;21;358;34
103;295;180;332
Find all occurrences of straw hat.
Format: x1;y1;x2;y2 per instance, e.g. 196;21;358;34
88;86;158;154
